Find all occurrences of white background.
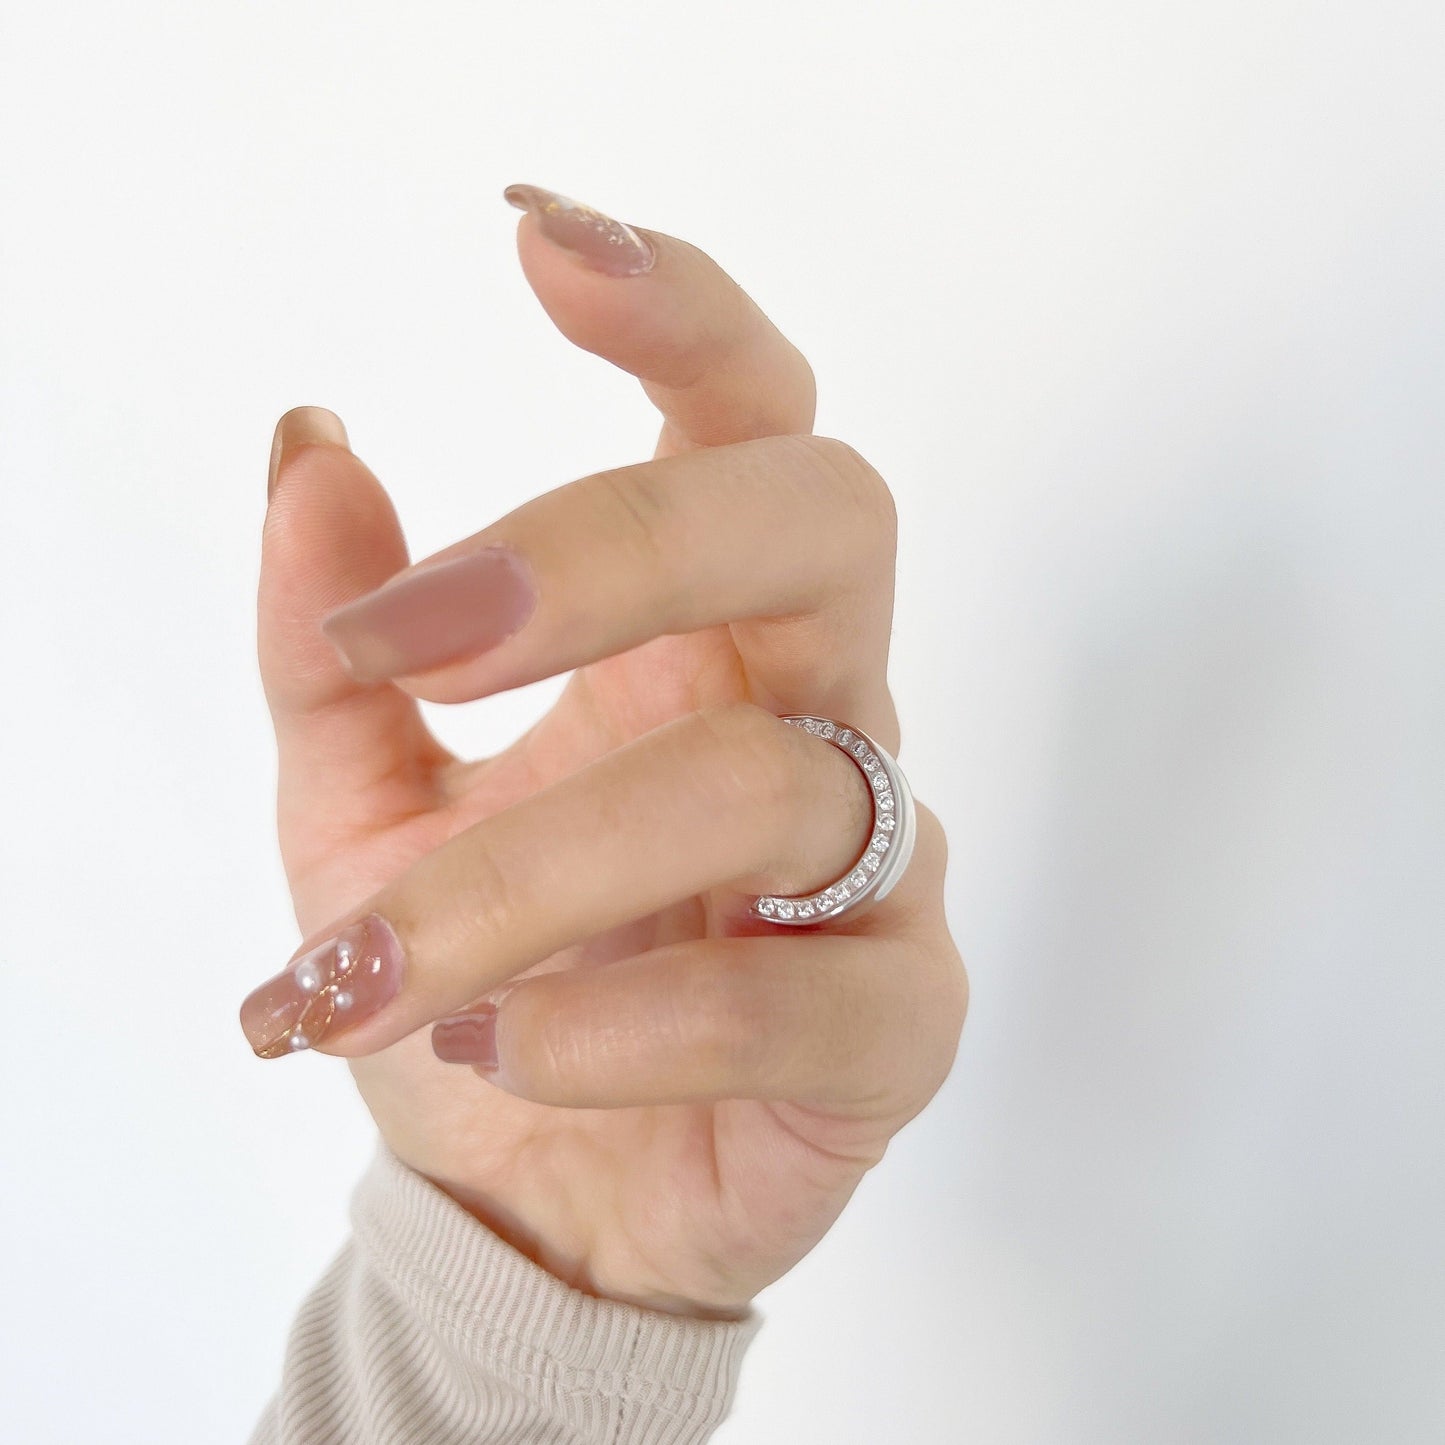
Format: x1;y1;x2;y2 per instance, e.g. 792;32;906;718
1;2;1442;1441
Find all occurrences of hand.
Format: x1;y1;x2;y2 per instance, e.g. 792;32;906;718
246;186;968;1319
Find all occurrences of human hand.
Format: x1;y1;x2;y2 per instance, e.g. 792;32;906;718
244;186;967;1319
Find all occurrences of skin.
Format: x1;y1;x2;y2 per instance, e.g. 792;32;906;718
256;210;968;1319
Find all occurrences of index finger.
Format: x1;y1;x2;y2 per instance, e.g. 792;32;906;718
504;184;816;455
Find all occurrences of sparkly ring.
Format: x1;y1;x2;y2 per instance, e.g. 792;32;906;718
751;715;918;926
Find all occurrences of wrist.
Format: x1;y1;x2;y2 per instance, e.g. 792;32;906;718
352;1140;761;1445
432;1169;754;1323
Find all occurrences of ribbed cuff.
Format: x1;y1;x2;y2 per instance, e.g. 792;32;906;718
351;1140;762;1445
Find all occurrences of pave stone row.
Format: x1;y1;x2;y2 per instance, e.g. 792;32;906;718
754;717;897;922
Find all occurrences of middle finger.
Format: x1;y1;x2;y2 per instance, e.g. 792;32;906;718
318;433;898;737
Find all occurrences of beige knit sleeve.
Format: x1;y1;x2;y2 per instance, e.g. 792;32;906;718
249;1141;761;1445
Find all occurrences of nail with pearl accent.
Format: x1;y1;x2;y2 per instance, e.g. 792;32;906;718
239;914;405;1059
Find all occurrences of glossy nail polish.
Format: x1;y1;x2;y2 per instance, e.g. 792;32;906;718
503;184;655;277
267;406;349;500
240;914;404;1059
320;546;539;682
432;1006;499;1069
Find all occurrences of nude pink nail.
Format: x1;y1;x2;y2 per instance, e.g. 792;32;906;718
432;1006;499;1070
240;914;404;1059
320;547;538;682
503;184;655;278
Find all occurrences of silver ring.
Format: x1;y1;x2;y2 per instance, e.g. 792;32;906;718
751;715;917;926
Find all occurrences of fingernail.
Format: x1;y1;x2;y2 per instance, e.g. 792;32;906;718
268;406;349;500
240;914;404;1059
431;1005;499;1070
320;547;539;682
503;183;655;278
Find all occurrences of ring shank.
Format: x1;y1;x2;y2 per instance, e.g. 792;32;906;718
751;716;917;926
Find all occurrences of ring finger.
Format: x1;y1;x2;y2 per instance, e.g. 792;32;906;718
239;702;884;1060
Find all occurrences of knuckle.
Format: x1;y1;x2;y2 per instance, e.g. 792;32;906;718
894;947;969;1107
588;464;675;580
456;832;522;946
930;942;971;1077
913;802;950;876
687;963;774;1081
927;917;969;1025
948;950;971;1033
898;804;970;1042
890;801;951;909
791;434;898;552
527;992;589;1097
785;342;819;416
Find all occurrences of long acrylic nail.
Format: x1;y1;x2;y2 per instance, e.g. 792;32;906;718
503;184;655;278
240;914;404;1059
267;406;349;500
432;1005;499;1070
320;546;539;682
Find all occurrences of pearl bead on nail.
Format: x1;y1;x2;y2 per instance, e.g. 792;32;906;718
294;960;322;993
333;990;353;1010
289;1033;310;1051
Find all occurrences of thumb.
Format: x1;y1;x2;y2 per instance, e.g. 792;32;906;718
260;407;450;902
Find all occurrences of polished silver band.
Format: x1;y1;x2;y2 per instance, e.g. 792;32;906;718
751;715;917;926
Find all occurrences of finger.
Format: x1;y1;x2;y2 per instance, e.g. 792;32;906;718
238;703;878;1059
504;184;816;455
430;931;966;1116
259;408;450;888
317;433;897;732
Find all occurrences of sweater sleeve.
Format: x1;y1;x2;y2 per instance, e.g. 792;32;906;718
248;1140;761;1445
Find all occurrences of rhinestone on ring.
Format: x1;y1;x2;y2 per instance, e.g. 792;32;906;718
750;716;918;926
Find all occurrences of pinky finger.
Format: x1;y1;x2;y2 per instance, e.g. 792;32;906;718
430;934;966;1115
